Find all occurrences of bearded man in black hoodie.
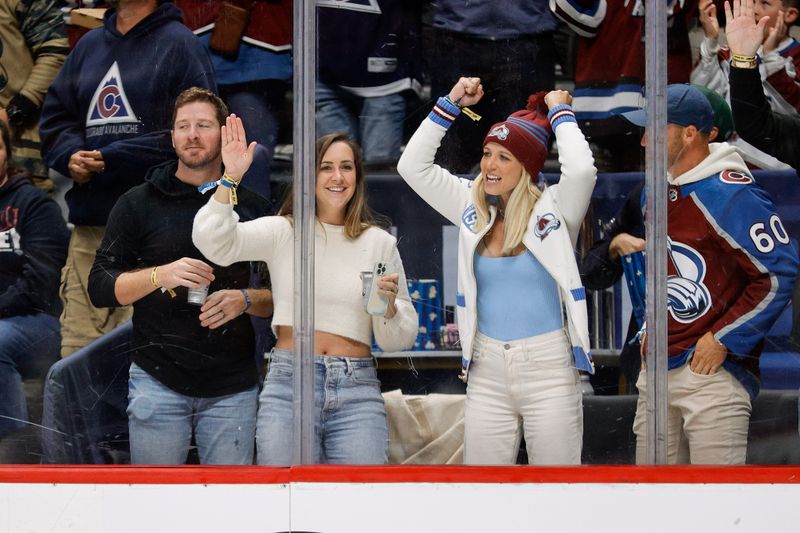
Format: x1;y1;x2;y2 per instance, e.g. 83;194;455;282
88;88;272;465
0;120;69;440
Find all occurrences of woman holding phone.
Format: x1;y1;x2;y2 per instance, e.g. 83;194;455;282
193;117;418;464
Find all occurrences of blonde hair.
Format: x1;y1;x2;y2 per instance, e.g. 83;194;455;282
472;169;542;255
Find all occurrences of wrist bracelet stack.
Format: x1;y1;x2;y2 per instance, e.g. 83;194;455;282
197;172;240;205
731;54;757;69
150;266;176;298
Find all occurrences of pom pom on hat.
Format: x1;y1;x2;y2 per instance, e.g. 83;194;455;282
483;92;552;177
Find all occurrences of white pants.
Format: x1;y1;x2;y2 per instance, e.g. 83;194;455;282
633;364;751;464
464;330;583;465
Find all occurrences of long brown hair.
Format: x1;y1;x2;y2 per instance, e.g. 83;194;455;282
279;132;387;239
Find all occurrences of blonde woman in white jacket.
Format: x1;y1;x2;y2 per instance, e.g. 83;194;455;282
398;77;597;465
193;116;418;465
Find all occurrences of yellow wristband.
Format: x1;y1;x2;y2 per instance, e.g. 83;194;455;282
151;266;176;298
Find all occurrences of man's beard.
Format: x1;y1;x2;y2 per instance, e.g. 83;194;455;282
179;146;221;170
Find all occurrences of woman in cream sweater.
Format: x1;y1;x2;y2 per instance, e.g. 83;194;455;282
193;116;418;465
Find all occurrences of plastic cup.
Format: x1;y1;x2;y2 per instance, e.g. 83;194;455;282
187;285;209;306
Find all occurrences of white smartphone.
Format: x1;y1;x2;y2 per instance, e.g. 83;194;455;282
366;261;392;316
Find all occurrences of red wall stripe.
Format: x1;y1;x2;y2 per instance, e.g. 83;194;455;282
1;465;800;485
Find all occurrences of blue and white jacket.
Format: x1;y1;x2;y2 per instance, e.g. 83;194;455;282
397;97;597;380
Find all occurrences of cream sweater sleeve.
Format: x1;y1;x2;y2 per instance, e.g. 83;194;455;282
192;196;284;266
372;241;419;353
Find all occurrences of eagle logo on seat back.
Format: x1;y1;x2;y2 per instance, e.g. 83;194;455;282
534;213;561;240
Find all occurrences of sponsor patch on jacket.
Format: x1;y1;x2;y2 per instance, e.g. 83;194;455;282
487;124;509;141
462;204;478;232
719;170;753;185
534;213;561;240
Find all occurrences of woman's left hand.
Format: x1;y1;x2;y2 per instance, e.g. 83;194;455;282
544;90;573;110
221;114;257;183
199;289;248;329
376;272;400;319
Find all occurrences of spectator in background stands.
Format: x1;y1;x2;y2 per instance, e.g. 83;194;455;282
621;83;798;464
692;0;800;116
551;0;695;171
39;0;216;357
428;2;557;174
316;0;422;165
176;0;290;192
729;0;800;169
88;88;272;465
0;0;68;192
0;120;69;440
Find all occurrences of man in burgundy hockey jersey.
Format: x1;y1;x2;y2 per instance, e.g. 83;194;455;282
622;84;798;464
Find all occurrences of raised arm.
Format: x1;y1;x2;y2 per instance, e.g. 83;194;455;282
396;77;483;225
546;90;597;245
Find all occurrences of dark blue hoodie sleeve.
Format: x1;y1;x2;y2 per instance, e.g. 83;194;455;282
39;50;86;179
0;190;69;317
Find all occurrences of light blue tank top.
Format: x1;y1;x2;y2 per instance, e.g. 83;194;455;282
474;250;563;341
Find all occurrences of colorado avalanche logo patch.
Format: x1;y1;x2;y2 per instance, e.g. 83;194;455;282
666;238;712;324
719;170;753;185
86;62;137;126
488;124;509;141
462;204;478;233
534;213;561;240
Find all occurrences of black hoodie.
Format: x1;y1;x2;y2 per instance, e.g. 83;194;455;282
0;174;69;318
88;161;271;397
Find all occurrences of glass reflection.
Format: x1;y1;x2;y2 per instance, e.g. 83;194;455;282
6;0;800;469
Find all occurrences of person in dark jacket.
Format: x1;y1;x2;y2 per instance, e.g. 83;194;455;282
0;120;69;439
39;0;217;357
728;0;800;169
88;88;272;465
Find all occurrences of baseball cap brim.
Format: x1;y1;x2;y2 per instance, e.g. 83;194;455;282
621;109;647;128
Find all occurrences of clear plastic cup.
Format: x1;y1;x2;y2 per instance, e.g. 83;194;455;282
187;285;209;306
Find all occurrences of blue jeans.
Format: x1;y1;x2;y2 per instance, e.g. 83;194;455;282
316;81;405;163
256;349;388;465
127;364;257;465
0;313;60;438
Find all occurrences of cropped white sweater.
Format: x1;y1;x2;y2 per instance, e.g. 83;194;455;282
192;197;418;352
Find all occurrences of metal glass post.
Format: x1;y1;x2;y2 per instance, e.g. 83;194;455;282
292;0;317;465
644;0;669;464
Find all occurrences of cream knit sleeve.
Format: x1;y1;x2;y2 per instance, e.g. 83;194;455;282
192;196;284;266
372;241;419;353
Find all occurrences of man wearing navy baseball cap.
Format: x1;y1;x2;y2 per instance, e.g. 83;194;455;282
622;84;715;179
622;84;798;465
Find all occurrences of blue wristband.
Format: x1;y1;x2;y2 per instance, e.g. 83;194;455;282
241;289;252;311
